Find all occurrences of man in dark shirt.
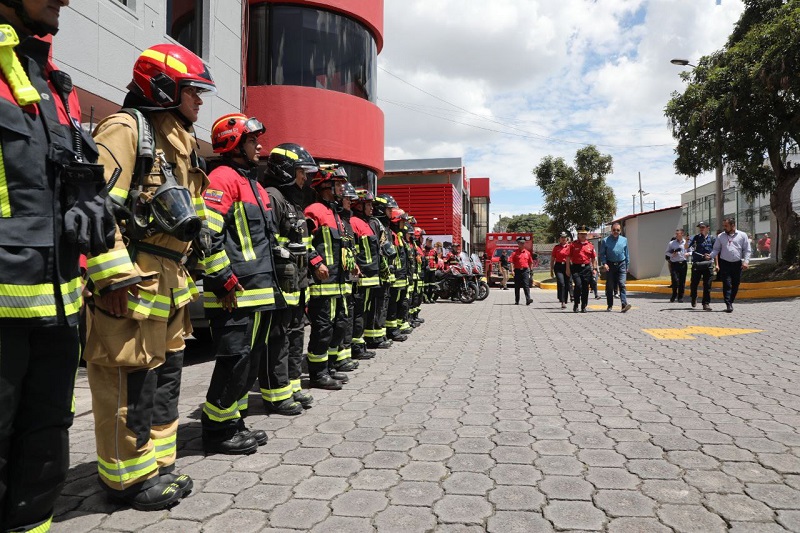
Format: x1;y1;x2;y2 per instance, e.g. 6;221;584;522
686;221;715;311
499;250;510;290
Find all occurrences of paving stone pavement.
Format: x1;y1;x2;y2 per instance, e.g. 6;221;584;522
55;288;800;532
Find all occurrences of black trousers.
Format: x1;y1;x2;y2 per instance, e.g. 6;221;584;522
553;263;569;303
378;283;390;339
514;268;531;303
286;289;306;387
718;259;743;304
0;326;79;531
690;263;713;305
363;285;386;345
571;264;592;309
670;261;688;299
204;311;270;431
260;308;291;404
307;296;343;380
386;286;407;334
424;270;436;302
329;287;355;366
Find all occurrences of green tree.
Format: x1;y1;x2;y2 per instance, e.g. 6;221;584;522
665;0;800;258
533;146;617;239
491;213;551;239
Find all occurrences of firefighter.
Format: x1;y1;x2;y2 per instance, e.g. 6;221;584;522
360;191;395;350
85;44;216;511
350;189;380;360
199;113;286;455
446;243;463;265
261;143;321;409
386;208;413;341
423;236;437;303
328;179;361;372
304;169;350;389
373;193;405;344
410;227;427;325
0;2;116;530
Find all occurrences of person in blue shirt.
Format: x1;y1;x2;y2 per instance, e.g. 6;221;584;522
599;223;631;312
685;221;716;311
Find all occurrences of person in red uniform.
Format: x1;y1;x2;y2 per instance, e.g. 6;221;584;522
550;232;571;309
509;237;534;305
566;225;598;313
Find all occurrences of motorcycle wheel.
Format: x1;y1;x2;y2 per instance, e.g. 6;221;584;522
459;283;477;304
476;281;490;301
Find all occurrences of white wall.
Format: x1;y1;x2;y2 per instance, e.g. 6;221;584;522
624;207;683;280
54;0;243;141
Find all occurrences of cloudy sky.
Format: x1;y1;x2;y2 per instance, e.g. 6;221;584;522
377;0;745;229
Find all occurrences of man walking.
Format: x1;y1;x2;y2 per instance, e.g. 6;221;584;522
566;226;597;313
550;232;571;308
665;228;688;302
509;237;534;305
599;223;631;312
711;217;751;313
499;250;510;290
686;221;715;311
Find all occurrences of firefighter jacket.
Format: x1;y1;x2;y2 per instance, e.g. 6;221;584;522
0;35;88;327
391;231;409;288
201;163;284;315
445;252;462;266
88;110;208;321
340;209;358;287
414;243;425;279
352;213;380;286
424;246;437;270
305;199;346;297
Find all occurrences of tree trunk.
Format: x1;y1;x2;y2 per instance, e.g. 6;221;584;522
769;168;800;261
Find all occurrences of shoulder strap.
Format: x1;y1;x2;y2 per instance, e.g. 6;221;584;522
120;108;155;186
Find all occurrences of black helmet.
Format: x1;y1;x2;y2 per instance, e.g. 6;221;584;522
266;143;318;185
342;181;359;201
376;193;398;209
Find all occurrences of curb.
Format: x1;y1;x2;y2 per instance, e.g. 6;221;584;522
533;280;800;300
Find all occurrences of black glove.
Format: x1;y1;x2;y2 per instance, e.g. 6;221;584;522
63;163;116;255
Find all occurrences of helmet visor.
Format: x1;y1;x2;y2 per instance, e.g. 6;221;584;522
296;163;319;176
183;80;218;96
244;117;265;135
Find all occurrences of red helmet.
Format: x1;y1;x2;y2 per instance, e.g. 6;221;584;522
211;114;265;154
129;44;216;108
414;227;424;238
310;166;348;189
390;208;408;224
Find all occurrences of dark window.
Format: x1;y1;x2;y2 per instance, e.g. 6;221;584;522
248;4;377;102
759;205;771;221
167;0;204;57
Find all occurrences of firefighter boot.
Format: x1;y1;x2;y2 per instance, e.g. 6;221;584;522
366;338;392;349
335;359;359;372
203;428;258;455
159;465;194;494
352;345;376;360
264;398;304;416
389;332;408;342
329;369;349;383
310;374;343;390
237;419;268;445
294;390;314;408
101;477;185;512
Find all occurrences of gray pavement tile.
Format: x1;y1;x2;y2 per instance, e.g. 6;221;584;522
202;471;260;494
585;467;640;490
233;484;293;510
348;469;400;491
777;510;800;532
490;464;543;485
577;449;626;467
538;475;595;500
488;485;546;511
139;519;204;532
434;494;493;525
446;453;496;473
260;464;313;485
442;472;494;495
746;483;800;510
492;431;534;446
656;504;727;533
387;481;443;506
202;509;269;533
407;443;453;461
487;511;554;533
398;460;449;481
722;461;784;483
269;498;331;529
331;489;389;517
705;493;775;522
374;505;437;532
293;476;350;500
329;441;375;458
594;489;657;517
626;459;682;479
490;445;538;464
535;455;585;476
92;508;167;532
759;452;800;474
310;516;376;533
167;492;233;521
543;500;607;531
606;517;671;533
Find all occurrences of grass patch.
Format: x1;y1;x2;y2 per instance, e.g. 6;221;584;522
741;262;800;282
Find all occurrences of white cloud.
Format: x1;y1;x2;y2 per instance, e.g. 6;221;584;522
378;0;745;217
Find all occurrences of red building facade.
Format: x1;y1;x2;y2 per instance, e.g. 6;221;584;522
245;0;385;189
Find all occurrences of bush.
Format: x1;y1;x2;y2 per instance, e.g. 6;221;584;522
784;238;800;265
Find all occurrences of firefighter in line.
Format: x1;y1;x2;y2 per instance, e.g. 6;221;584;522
371;194;404;346
360;191;395;350
350;189;381;360
198;113;288;456
85;44;215;510
0;1;116;529
386;208;414;341
423;235;438;303
409;226;427;326
304;168;350;389
399;216;420;331
327;176;360;373
261;143;321;409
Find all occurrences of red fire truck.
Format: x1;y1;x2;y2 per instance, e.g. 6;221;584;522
484;232;534;286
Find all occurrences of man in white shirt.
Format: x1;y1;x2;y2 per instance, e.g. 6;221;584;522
711;217;751;313
665;229;688;303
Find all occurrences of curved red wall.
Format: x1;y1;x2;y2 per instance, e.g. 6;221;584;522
246;85;385;175
248;0;384;51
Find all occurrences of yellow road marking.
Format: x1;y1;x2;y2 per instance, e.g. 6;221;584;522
643;326;763;340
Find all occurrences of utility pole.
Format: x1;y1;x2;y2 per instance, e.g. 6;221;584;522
637;172;648;213
632;194;636;214
715;160;724;231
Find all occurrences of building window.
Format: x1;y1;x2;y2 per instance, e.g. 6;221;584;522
114;0;132;6
723;188;736;203
760;205;771;221
248;4;377;102
167;0;204;57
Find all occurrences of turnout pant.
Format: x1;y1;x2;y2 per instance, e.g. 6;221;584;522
553;262;569;303
286;289;306;394
570;264;592;309
670;261;688;300
257;309;292;405
329;286;355;366
718;259;743;304
513;268;531;303
363;284;386;346
605;262;628;308
86;305;189;492
205;310;271;427
0;326;80;532
386;286;407;335
307;295;344;380
690;262;713;306
424;270;436;302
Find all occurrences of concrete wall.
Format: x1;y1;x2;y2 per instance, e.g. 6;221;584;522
623;207;683;280
54;1;243;142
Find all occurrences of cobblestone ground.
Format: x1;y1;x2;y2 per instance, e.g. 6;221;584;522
55;288;800;532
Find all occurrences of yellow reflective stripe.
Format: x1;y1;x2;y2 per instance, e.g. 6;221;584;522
153;434;176;459
203;401;241;422
201;250;230;275
364;329;384;338
0;282;57;318
308;283;342;297
283;290;300;306
60;277;83;317
290;379;302;392
28;516;52;533
203;287;276;308
97;450;158;484
172;286;194;307
337;347;351;361
322;226;334;265
206;208;224;233
271;147;299;160
276;235;289;245
238;395;249;411
358;276;380;287
234;202;256;261
260;384;293;402
303;235;313;251
308;351;328;363
193;195;207;217
0;143;10;218
109;186;128;204
362;236;373;264
392;279;408;288
128;291;170;319
87;249;135;282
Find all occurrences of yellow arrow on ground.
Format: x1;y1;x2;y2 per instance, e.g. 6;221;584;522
643;326;763;340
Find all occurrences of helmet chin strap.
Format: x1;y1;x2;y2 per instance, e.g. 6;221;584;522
0;0;58;36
